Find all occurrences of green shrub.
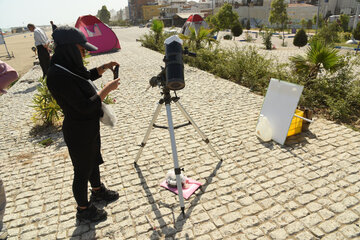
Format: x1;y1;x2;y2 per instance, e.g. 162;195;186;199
141;31;360;129
353;22;360;40
184;46;276;94
31;77;62;125
311;22;342;45
293;29;308;48
223;34;232;40
261;28;273;50
341;32;353;41
339;14;350;32
231;23;243;39
244;32;253;42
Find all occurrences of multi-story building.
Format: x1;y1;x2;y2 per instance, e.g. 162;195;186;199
219;0;358;27
124;7;130;20
324;0;359;15
128;0;156;23
142;4;168;21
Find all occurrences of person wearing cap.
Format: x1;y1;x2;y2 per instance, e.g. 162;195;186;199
27;23;51;78
47;26;120;222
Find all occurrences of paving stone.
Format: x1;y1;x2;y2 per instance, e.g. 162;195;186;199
329;202;347;213
321;231;346;240
335;210;359;224
244;227;264;240
318;209;335;220
301;213;322;228
286;221;304;235
269;228;288;240
308;226;325;239
296;194;317;205
295;231;315;240
318;220;340;233
340;224;360;238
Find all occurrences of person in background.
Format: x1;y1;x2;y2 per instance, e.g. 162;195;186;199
0;60;18;94
0;178;7;240
27;23;50;78
50;21;57;32
47;26;120;222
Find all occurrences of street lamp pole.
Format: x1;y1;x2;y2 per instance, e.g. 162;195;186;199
316;0;320;34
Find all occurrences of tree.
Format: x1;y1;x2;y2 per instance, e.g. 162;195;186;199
339;14;350;32
210;3;239;32
306;19;313;30
246;19;251;30
269;0;289;46
97;5;111;24
313;13;324;29
300;18;307;29
151;19;164;44
353;22;360;40
179;27;216;50
353;22;360;53
261;28;273;50
293;29;308;48
311;22;342;45
289;40;341;82
231;23;243;40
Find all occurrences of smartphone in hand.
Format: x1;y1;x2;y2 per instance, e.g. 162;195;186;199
113;65;119;79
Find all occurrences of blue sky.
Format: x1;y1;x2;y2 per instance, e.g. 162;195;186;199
0;0;128;29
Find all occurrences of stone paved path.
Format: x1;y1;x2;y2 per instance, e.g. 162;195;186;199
0;27;360;239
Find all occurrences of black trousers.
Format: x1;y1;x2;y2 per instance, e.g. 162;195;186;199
36;45;50;78
73;164;101;207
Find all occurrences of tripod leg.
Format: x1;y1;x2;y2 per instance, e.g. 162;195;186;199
165;103;185;215
134;103;163;164
174;101;223;161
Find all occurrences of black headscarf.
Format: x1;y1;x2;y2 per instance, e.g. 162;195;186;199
50;44;91;80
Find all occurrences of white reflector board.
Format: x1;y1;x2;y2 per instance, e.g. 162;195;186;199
258;78;303;145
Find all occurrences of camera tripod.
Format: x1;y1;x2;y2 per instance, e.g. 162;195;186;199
134;88;222;215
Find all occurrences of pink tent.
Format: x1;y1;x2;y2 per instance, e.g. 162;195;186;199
75;15;120;54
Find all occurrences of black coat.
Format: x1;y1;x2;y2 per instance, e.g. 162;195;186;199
47;66;104;168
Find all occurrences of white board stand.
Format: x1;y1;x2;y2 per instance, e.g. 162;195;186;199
257;78;306;145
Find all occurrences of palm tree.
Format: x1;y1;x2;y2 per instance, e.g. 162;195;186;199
179;27;216;50
151;19;164;44
289;40;341;83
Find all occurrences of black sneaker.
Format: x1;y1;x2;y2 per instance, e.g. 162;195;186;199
76;203;107;222
90;183;119;203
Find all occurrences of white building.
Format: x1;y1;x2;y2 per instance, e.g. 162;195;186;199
109;9;119;21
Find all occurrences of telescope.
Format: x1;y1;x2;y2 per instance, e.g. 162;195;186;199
148;35;196;91
136;35;222;216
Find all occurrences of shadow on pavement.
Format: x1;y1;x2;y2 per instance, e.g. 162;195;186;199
29;123;66;149
258;130;317;150
70;220;105;240
134;160;222;238
13;84;38;94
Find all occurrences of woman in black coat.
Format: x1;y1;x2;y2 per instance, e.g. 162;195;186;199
47;26;120;222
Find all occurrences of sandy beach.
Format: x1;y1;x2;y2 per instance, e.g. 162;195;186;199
0;28;52;77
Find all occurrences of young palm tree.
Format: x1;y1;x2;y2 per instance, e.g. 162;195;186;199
179;27;216;50
151;19;164;44
289;40;341;82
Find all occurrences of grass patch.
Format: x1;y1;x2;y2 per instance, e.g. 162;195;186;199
38;138;54;147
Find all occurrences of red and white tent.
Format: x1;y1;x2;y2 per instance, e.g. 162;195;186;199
181;14;209;36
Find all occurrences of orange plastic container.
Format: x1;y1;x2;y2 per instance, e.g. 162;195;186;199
287;109;304;137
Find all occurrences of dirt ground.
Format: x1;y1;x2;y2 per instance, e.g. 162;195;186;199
0;29;52;77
